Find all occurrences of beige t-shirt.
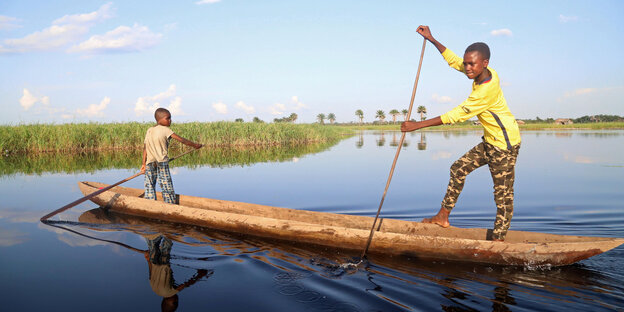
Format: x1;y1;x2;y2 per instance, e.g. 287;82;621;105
150;264;179;298
144;125;174;164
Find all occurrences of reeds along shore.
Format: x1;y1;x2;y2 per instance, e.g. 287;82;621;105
0;141;340;177
0;122;351;153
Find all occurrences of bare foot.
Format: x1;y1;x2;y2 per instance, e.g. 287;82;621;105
421;208;450;228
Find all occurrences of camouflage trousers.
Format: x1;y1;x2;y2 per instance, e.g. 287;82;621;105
441;141;521;240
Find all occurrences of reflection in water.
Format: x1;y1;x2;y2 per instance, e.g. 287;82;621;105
0;140;339;176
45;213;212;312
356;132;364;149
417;131;427;150
390;132;398;147
376;131;386;146
145;234;210;312
55;208;624;311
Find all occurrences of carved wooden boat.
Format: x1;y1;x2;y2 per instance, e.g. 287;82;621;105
79;181;624;266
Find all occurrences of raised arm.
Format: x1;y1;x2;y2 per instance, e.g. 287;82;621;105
417;25;446;54
401;116;443;132
171;133;203;149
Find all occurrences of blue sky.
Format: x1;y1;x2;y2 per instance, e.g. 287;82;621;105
1;0;622;124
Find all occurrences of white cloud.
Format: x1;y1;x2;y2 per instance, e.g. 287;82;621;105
490;28;512;37
212;101;228;114
0;15;21;31
53;2;115;25
235;101;255;114
168;97;183;115
196;0;221;4
135;84;183;116
0;3;114;54
68;23;162;54
291;96;308;110
559;15;578;23
562;88;596;99
19;89;39;110
164;23;178;32
270;103;286;115
557;87;598;103
76;96;109;117
572;88;596;95
431;93;452;104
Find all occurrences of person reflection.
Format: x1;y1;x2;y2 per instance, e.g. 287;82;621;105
145;234;210;312
491;285;515;312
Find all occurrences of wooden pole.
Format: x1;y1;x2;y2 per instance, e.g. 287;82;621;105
40;146;203;222
361;38;427;258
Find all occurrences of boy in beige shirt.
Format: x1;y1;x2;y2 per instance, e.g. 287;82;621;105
140;108;202;204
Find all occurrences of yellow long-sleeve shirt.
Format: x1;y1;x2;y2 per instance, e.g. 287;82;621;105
440;49;521;150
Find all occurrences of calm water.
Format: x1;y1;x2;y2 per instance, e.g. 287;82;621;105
1;130;623;311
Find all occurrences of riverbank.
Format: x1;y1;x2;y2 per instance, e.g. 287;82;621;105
343;122;624;131
0;122;352;153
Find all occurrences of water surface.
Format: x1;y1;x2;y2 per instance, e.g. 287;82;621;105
1;130;622;311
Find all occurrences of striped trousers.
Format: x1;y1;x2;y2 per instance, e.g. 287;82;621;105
144;161;176;204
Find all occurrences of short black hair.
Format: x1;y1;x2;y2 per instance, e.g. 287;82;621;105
465;42;490;60
154;108;171;121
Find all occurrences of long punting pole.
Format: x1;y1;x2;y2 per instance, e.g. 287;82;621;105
361;38;427;259
40;146;203;222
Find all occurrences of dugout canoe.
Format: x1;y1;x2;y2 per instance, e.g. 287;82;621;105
78;181;624;266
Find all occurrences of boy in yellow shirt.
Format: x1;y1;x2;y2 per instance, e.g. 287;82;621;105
140;108;202;204
401;26;521;241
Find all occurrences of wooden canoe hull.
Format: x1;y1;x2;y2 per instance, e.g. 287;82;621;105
78;181;624;266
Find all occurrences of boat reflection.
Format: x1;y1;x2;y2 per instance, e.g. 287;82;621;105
56;208;621;311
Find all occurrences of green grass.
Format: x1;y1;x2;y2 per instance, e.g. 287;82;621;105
0;122;352;153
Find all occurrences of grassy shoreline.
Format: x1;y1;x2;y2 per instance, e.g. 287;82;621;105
0;122;352;154
2;121;621;154
343;122;624;131
0;141;340;176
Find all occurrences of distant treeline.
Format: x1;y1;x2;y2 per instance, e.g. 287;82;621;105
0;122;351;154
521;115;624;123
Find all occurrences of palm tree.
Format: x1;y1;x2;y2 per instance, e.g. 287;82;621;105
355;109;364;124
417;105;427;121
401;109;409;121
327;113;336;124
389;109;400;124
317;113;326;124
375;110;386;124
288;113;298;123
